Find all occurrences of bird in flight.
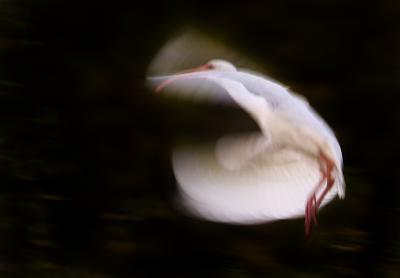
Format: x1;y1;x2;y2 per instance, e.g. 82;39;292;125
149;59;345;238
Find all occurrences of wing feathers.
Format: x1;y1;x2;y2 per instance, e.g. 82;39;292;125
173;142;338;224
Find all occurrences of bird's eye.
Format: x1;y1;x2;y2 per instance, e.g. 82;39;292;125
206;64;215;70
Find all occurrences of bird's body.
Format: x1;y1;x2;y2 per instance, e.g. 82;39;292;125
149;60;345;237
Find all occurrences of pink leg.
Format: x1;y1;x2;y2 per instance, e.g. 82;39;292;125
305;150;336;239
315;151;336;208
305;171;325;238
316;172;335;208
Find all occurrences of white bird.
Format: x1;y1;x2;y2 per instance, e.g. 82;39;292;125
149;59;345;237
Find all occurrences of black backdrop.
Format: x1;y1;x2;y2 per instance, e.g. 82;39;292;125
0;0;399;277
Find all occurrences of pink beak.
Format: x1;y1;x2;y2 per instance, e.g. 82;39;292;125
156;63;213;92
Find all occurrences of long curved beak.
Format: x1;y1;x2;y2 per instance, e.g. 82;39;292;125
156;64;211;92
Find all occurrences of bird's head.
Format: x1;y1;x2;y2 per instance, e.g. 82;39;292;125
204;59;237;72
173;59;237;73
155;59;236;92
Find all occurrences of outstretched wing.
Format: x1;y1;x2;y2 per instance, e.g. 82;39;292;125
148;72;274;136
173;138;338;224
149;70;345;220
215;132;271;171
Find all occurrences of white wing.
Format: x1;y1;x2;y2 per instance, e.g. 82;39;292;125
173;139;338;224
148;70;345;217
147;70;290;106
148;73;273;135
215;132;271;171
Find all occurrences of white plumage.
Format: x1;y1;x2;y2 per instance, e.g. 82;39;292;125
149;59;345;236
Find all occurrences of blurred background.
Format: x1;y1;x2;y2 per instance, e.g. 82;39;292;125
0;0;399;277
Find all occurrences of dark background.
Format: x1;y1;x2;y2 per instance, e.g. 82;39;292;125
0;0;399;277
